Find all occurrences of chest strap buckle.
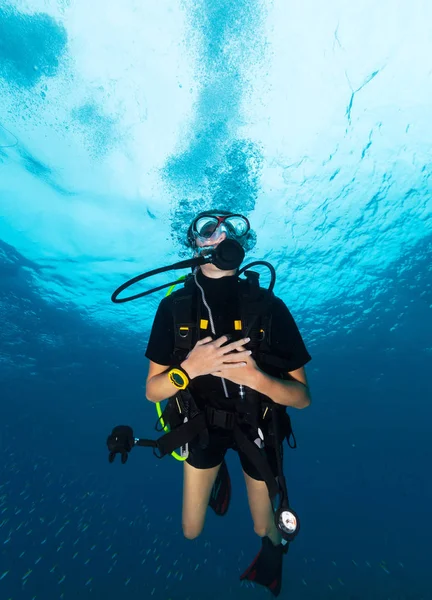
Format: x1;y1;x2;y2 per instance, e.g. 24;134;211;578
205;406;236;430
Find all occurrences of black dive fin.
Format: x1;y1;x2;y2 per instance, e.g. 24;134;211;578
240;536;288;597
208;459;231;516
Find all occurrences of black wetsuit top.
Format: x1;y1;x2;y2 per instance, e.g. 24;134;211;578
145;269;312;410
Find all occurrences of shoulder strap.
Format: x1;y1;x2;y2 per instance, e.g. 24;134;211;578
171;275;198;361
239;271;274;351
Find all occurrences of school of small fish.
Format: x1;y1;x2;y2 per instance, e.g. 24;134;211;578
0;451;412;600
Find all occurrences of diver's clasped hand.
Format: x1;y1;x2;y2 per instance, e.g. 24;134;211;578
210;346;261;387
181;335;251;380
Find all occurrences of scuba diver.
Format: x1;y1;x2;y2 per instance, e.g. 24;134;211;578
107;210;312;597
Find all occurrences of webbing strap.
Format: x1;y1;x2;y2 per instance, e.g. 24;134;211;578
138;412;207;458
233;425;280;500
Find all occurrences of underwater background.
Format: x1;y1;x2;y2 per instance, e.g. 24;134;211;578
1;1;431;599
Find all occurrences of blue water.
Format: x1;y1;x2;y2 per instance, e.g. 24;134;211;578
1;1;431;599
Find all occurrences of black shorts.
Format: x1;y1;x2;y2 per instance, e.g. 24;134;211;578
186;427;278;481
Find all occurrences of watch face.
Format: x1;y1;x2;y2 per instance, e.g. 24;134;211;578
172;373;183;385
172;372;183;387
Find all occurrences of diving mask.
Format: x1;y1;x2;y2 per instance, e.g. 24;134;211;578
188;212;250;246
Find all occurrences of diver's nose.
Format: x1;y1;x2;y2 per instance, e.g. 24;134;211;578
212;229;227;245
202;226;226;247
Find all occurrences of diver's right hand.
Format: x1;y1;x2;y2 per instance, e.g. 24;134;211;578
181;335;251;380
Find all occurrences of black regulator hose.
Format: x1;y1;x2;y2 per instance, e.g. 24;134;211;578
111;239;245;303
238;261;276;294
111;239;277;304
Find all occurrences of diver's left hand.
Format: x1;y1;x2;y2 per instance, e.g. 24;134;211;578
210;346;261;388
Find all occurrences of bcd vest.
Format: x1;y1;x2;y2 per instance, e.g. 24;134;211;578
154;270;297;500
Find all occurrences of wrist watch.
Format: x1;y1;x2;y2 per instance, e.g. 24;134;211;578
167;366;190;390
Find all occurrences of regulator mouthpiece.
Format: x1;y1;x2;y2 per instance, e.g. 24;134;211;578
211;239;245;271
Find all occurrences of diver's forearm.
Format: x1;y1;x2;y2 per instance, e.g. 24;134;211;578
250;369;311;409
146;370;176;403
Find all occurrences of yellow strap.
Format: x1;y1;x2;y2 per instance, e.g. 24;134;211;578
234;320;242;330
200;319;209;329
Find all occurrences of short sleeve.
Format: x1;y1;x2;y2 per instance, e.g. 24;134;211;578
269;297;312;372
145;298;174;366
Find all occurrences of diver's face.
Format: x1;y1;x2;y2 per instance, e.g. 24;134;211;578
194;227;235;278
